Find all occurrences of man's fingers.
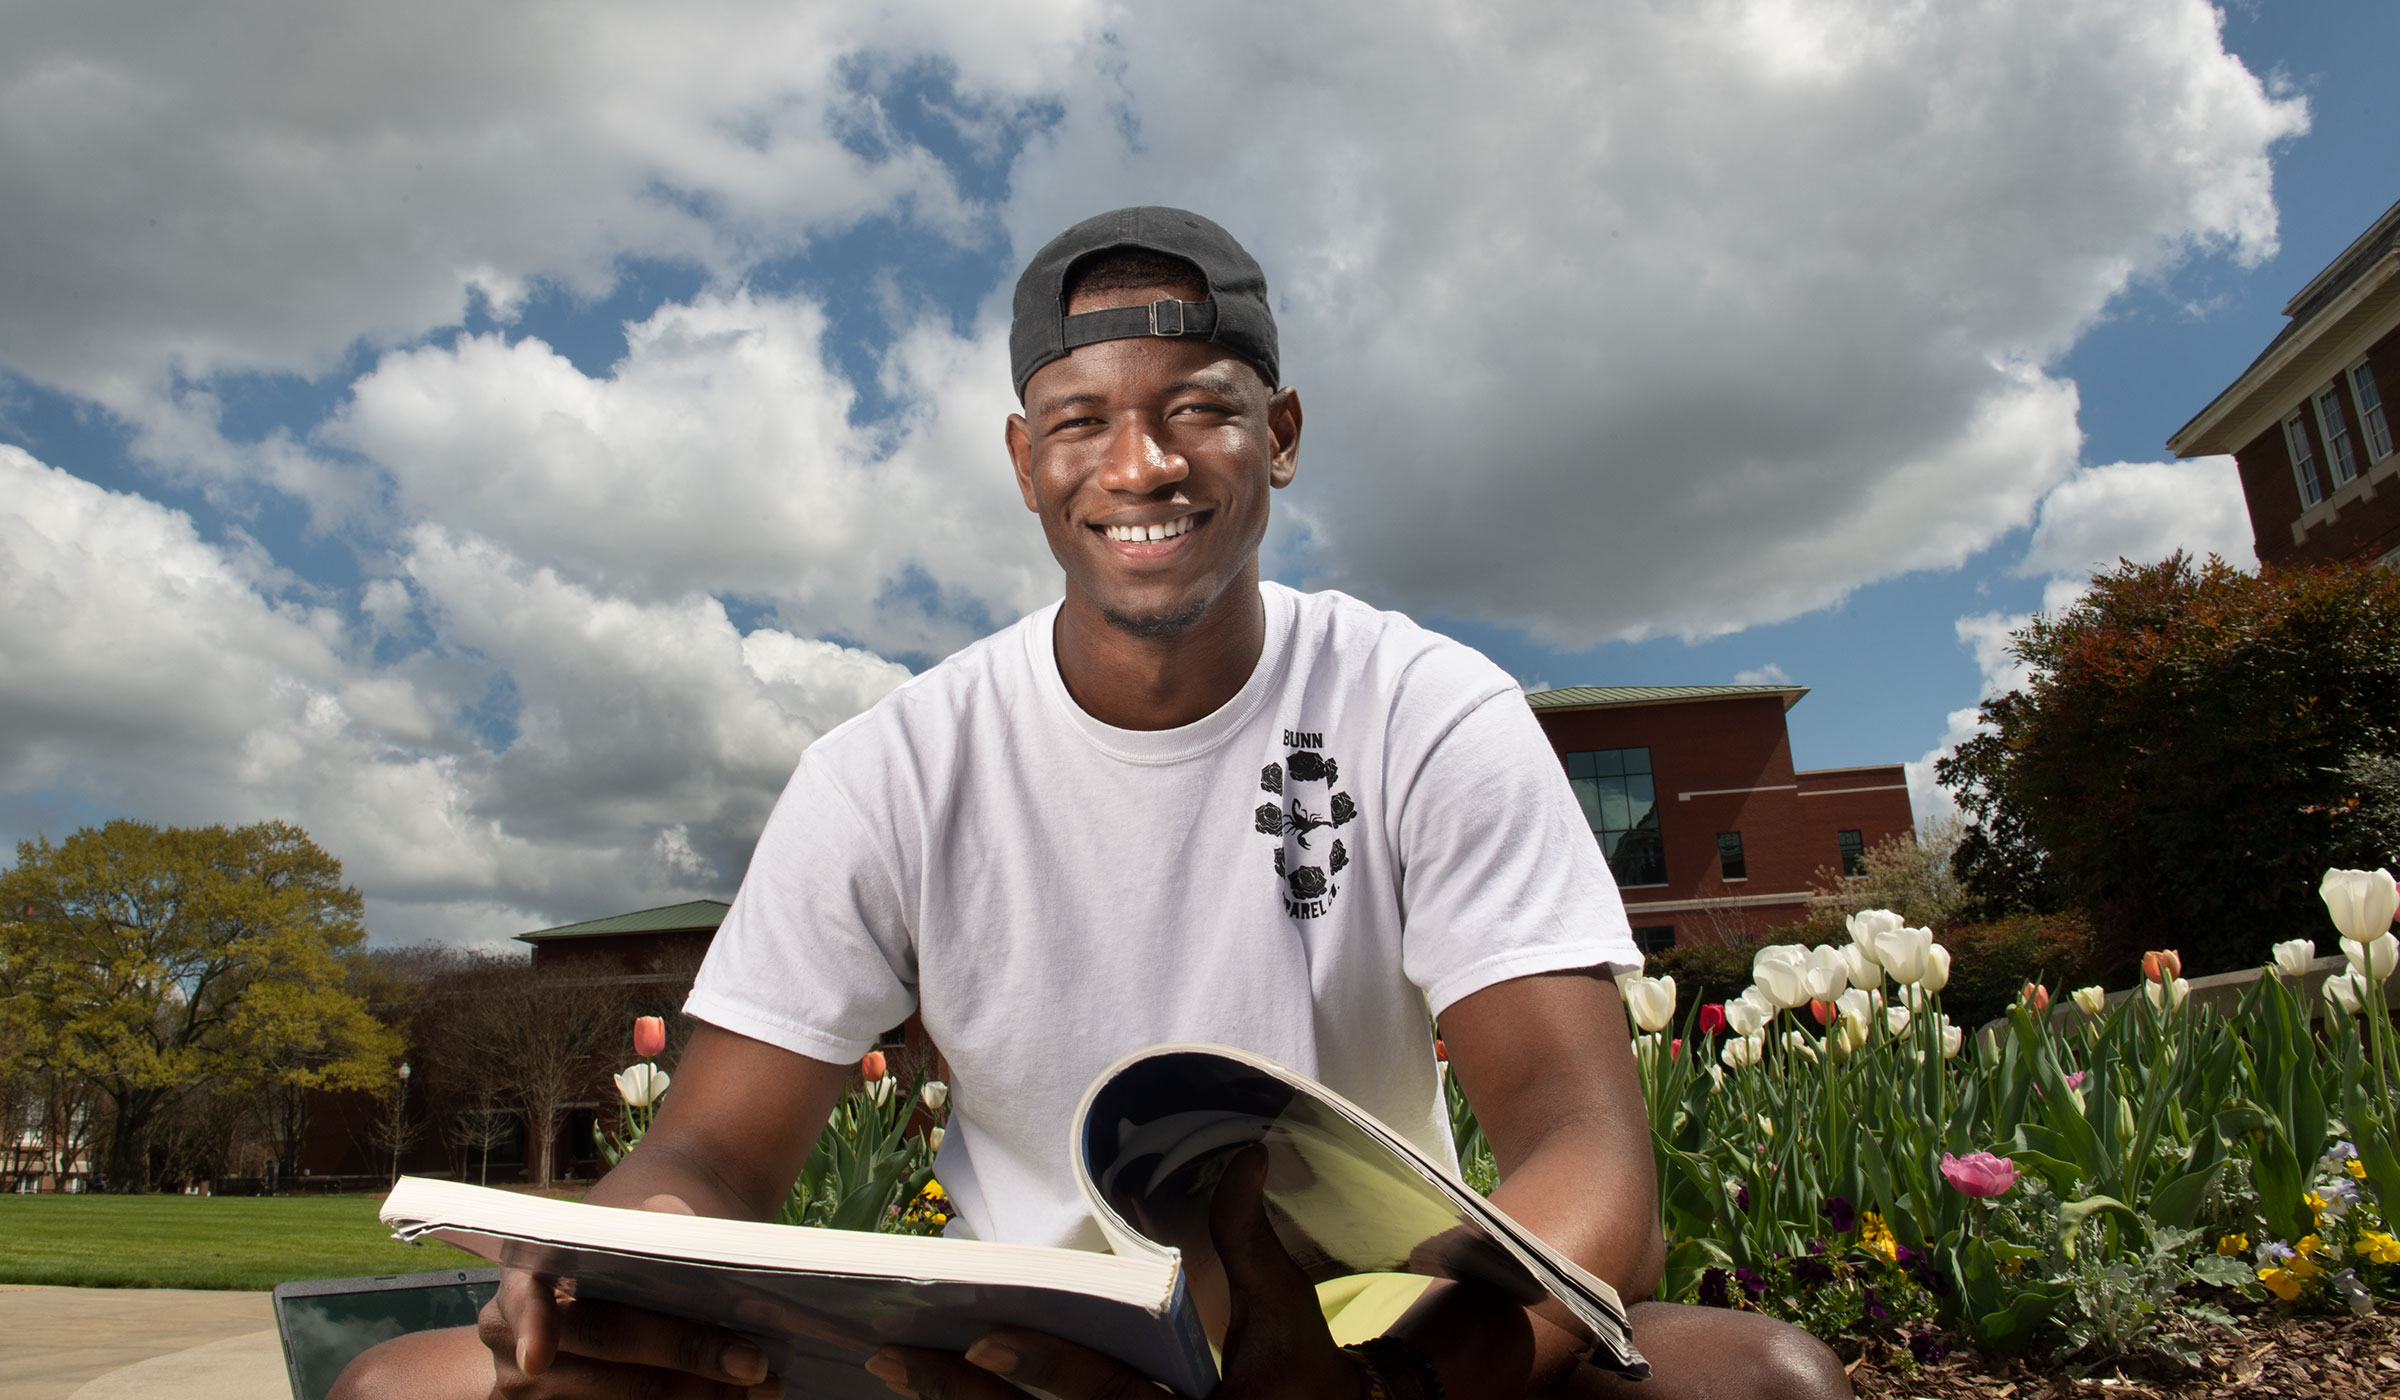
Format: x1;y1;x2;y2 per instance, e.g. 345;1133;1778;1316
1206;1146;1323;1319
960;1330;1166;1400
548;1296;774;1386
489;1269;562;1376
531;1351;778;1400
865;1346;1024;1400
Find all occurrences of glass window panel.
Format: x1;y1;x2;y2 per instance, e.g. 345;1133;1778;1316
1565;751;1595;778
1621;747;1652;775
1599;782;1632;831
2287;415;2322;507
2354;363;2393;460
1624;772;1654;807
1590;749;1624;777
1717;831;1746;880
1571;776;1602;827
2320;388;2357;485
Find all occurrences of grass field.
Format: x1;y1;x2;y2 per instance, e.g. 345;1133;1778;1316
0;1193;474;1290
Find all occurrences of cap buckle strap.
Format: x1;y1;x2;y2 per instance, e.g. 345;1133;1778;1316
1148;298;1186;336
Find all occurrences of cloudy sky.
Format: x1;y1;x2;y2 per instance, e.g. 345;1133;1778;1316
3;1;2392;946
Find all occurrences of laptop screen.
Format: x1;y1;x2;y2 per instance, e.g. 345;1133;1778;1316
272;1268;498;1400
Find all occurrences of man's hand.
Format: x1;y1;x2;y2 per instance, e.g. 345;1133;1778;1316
478;1194;785;1400
862;1147;1360;1400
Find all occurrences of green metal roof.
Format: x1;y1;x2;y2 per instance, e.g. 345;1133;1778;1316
1524;684;1808;712
517;898;731;944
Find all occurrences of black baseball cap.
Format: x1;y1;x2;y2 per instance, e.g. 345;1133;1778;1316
1009;206;1279;401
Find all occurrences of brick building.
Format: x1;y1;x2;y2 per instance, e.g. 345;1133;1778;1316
1526;684;1916;951
2169;195;2400;567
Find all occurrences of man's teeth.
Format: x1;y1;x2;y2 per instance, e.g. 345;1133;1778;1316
1105;516;1197;543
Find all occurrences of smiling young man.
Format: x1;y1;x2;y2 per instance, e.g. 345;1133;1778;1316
334;208;1848;1400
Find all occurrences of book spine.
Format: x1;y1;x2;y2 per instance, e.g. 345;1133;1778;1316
1161;1268;1220;1396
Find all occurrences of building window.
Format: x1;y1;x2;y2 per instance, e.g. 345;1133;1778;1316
2316;385;2359;487
1565;747;1666;887
1837;829;1866;877
2285;413;2322;508
876;1023;908;1049
1716;831;1747;881
1631;925;1677;954
2353;360;2393;462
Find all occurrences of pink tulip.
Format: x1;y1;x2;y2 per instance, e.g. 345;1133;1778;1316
632;1016;666;1060
1940;1151;2019;1199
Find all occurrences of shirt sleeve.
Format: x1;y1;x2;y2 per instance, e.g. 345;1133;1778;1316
1392;686;1642;1017
684;752;919;1064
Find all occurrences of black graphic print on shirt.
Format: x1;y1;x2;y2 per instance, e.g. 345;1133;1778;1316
1255;727;1356;920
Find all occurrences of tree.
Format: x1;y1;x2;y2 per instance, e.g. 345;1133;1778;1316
0;820;400;1190
1792;816;1970;938
1936;554;2400;977
437;956;626;1189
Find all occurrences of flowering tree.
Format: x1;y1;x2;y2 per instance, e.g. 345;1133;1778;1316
1938;554;2400;975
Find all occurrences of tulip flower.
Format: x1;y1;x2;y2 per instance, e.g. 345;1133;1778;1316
1621;974;1678;1033
2320;867;2399;943
1940;1017;1963;1059
1670;1038;1683;1060
1752;947;1812;1010
2020;983;2050;1016
2271;939;2317;980
1809;998;1837;1027
2143;976;2189;1011
1725;988;1774;1038
1434;1038;1447;1060
1839;941;1882;991
1918;943;1951;993
2345;932;2398;982
1885;1005;1911;1037
1697;1003;1727;1036
921;1079;950;1111
1781;1029;1819;1063
864;1076;896;1106
1846;908;1905;948
631;1016;667;1060
928;1126;945;1151
861;1050;888;1081
1720;1034;1765;1069
614;1063;670;1108
1870;926;1935;985
2070;985;2107;1017
2142;949;2181;983
1803;945;1848;1001
1940;1151;2019;1198
2324;970;2368;1018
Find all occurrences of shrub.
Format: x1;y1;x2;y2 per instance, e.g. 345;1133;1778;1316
1935;912;2104;1030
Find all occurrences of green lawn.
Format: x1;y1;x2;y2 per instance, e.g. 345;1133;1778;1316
0;1193;478;1290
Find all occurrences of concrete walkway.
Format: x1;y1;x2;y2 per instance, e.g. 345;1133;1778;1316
0;1286;284;1400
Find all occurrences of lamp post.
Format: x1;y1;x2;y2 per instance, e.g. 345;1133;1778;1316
390;1062;412;1186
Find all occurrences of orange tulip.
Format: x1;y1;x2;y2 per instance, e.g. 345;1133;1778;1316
2020;984;2050;1015
2142;950;2182;983
632;1016;666;1060
1433;1038;1447;1062
1810;999;1838;1027
860;1050;887;1081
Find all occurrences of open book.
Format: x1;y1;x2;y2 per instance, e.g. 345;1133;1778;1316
380;1044;1646;1398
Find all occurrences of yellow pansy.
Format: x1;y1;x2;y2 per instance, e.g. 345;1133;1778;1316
2303;1193;2327;1225
2347;1159;2369;1180
1858;1210;1899;1265
2295;1234;2324;1258
2258;1266;2302;1302
2358;1231;2400;1265
2216;1233;2248;1257
923;1180;946;1200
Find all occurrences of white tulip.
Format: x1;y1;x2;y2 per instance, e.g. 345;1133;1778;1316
1899;984;1934;1012
1803;945;1849;1001
1846;908;1905;948
2271;939;2317;980
1871;926;1936;985
864;1077;896;1105
1781;1028;1820;1063
1720;1034;1765;1069
2071;985;2107;1018
1885;1005;1912;1037
1940;1017;1963;1059
1752;946;1813;1010
1622;974;1678;1033
2321;868;2399;943
1834;986;1878;1024
613;1063;670;1108
921;1079;950;1112
2346;932;2398;982
1708;1064;1726;1092
2142;976;2189;1011
928;1126;945;1151
1726;987;1776;1037
1839;942;1882;991
2324;971;2368;1017
1919;943;1951;993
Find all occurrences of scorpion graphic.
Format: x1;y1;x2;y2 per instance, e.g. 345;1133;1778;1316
1283;803;1334;849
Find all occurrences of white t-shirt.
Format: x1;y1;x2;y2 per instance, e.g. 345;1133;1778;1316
687;584;1638;1249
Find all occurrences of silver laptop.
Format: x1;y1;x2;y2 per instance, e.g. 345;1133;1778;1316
271;1268;498;1400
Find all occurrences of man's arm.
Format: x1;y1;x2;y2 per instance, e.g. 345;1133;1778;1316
330;1023;852;1400
1386;969;1662;1400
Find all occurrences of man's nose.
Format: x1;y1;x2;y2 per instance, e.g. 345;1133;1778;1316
1097;416;1189;494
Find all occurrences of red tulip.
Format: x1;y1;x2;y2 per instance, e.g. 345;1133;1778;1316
632;1016;666;1060
1669;1038;1683;1060
1699;1003;1727;1036
860;1050;887;1081
1809;999;1837;1027
2020;984;2050;1015
2142;949;2181;983
1433;1038;1447;1062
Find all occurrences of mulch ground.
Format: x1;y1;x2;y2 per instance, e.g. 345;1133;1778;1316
1844;1300;2400;1399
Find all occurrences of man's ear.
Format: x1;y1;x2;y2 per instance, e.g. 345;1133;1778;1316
1005;412;1040;511
1267;387;1303;489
